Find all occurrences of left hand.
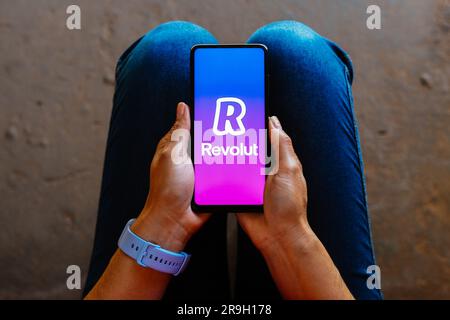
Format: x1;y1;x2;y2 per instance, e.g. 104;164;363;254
132;102;209;251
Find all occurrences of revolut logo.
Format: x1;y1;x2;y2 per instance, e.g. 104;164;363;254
201;97;259;157
212;97;246;136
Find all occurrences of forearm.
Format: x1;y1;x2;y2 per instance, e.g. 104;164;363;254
85;250;171;300
261;228;354;300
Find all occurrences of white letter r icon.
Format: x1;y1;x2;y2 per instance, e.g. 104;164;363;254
212;97;246;136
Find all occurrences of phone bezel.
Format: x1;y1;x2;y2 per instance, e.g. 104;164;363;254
190;44;269;213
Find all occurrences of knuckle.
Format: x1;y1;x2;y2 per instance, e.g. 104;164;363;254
160;146;172;159
155;143;172;161
281;131;293;146
284;159;301;174
295;157;303;172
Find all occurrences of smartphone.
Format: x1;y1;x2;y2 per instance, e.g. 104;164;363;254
190;44;268;212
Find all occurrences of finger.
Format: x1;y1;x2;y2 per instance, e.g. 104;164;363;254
196;212;211;224
235;212;265;236
269;116;302;173
188;209;211;226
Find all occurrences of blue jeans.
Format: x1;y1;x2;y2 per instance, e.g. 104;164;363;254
84;20;382;300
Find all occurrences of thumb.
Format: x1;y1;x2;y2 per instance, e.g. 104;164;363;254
157;102;191;153
161;102;190;143
166;102;191;165
269;116;302;173
173;102;190;131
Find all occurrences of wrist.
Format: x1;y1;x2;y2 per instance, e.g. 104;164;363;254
260;223;319;260
131;207;190;252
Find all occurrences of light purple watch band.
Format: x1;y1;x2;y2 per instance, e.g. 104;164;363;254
118;219;190;276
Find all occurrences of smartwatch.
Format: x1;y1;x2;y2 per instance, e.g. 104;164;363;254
118;219;190;276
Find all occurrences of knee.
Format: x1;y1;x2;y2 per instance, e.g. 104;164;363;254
142;21;217;52
122;21;217;81
248;21;323;58
248;20;352;82
249;21;319;45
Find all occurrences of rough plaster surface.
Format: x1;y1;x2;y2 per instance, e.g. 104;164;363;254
0;0;448;299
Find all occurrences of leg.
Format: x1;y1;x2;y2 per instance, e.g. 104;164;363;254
235;20;382;300
83;21;230;299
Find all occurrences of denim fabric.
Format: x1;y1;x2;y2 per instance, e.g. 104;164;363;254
84;20;382;300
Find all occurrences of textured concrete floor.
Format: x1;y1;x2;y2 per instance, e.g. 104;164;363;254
0;0;449;299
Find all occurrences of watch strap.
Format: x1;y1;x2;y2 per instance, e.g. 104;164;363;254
118;219;190;276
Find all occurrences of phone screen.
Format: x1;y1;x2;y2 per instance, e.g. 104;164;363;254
192;46;266;207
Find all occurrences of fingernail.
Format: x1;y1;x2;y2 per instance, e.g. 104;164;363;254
270;116;282;129
177;102;185;119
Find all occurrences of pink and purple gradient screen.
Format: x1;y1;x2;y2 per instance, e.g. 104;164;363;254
193;47;265;205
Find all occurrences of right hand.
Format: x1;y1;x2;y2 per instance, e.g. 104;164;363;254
237;116;315;253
